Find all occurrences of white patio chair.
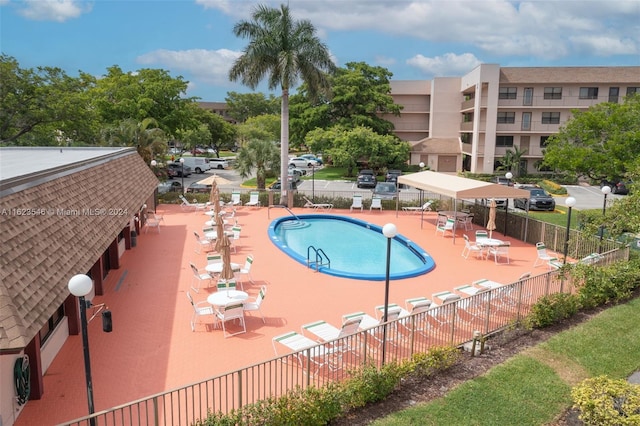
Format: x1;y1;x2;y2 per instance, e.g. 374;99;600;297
229;191;242;207
245;191;261;207
369;196;383;211
144;213;161;233
186;291;216;331
462;234;484;259
475;230;489;243
350;194;363;212
193;231;213;254
458;213;474;231
488;241;511;264
190;262;213;293
206;254;222;279
216;279;238;292
230;226;241;253
243;285;266;323
435;218;455;237
402;200;433;214
235;254;254;285
215;302;246;338
533;242;556;268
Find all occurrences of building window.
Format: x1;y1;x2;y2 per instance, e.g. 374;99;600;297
496;135;514;147
521;112;532;130
499;87;517;99
461;133;472;144
540;136;551;147
579;87;599;99
39;305;65;344
462;112;473;123
627;87;640;95
523;88;533;106
609;87;620;103
542;112;561;124
497;112;515;124
544;87;562;99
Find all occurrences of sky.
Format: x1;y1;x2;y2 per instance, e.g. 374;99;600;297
2;0;639;102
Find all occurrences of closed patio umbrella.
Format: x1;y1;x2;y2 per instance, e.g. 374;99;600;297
214;214;225;252
218;234;235;283
486;199;497;239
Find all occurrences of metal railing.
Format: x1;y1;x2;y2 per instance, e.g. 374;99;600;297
62;247;629;426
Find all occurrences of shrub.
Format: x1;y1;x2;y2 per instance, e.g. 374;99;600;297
540;179;568;195
525;293;581;328
341;362;405;408
573;259;640;309
410;346;460;376
572;376;640;425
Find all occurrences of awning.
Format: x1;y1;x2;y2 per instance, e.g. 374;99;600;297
397;171;530;199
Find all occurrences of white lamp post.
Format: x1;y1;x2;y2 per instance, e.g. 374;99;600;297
599;185;611;253
68;274;96;425
179;157;185;193
311;164;315;202
381;223;397;366
418;163;425;228
563;197;577;265
504;172;513;237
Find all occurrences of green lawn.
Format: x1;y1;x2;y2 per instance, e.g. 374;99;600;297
373;297;640;426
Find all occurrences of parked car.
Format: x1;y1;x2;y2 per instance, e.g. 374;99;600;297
288;157;318;168
490;175;513;208
208;158;229;170
157;181;183;194
514;186;556;211
601;179;630;195
288;169;302;183
373;182;398;200
186;182;211;194
179;156;211;174
269;179;297;190
167;163;192;177
300;154;323;165
385;170;402;183
357;169;377;189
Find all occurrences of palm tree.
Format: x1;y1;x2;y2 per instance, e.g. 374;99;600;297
498;146;528;177
229;3;335;203
102;118;167;164
235;139;280;190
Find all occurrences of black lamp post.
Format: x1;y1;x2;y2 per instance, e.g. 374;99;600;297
504;172;513;237
381;223;397;366
179;157;185;193
563;197;577;265
68;274;96;426
598;185;611;253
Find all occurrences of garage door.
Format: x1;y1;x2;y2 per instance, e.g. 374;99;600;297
437;156;457;172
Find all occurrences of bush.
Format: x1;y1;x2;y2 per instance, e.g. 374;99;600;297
525;293;581;329
572;376;640;425
409;346;460;376
341;362;405;408
539;179;568;195
573;259;640;309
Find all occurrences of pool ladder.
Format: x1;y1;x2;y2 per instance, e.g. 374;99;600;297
307;245;330;272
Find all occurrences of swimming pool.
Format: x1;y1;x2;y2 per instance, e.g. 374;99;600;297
268;214;435;280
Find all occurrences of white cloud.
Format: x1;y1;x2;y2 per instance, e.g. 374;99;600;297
407;53;481;77
0;0;10;6
18;0;89;22
136;48;241;86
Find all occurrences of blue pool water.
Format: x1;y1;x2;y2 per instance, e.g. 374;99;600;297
268;214;435;280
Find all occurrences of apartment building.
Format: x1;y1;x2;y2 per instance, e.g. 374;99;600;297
385;64;640;175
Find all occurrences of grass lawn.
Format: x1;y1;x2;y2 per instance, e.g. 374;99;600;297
373;296;640;426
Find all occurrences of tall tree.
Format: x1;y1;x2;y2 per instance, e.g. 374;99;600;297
101;118;167;164
224;91;280;123
542;94;640;182
290;62;402;147
498;146;528;177
229;3;336;203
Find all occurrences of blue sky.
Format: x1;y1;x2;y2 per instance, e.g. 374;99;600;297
2;0;639;101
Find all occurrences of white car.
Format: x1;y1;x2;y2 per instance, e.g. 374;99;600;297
209;158;229;169
288;157;318;169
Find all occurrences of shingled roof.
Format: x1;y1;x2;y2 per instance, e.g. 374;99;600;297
0;148;158;351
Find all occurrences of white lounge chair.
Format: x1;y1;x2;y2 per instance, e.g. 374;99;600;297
402;201;433;214
301;317;362;343
303;196;333;210
272;331;340;375
370;196;383;211
432;290;462;305
179;195;206;212
229;191;242;207
350;194;363;212
245;191;261;208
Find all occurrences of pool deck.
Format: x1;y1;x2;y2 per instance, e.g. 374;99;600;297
15;204;540;426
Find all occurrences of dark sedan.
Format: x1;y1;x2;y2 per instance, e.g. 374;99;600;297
167;163;192;177
357;170;377;189
186;182;211;193
514;186;556;211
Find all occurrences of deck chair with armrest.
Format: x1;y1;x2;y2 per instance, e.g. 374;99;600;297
533;242;556;268
179;194;207;212
369;196;383;211
350;194;363;212
462;234;484;259
402;201;433;214
302;317;363;358
342;310;402;350
487;241;511;264
303;196;333;210
215;302;246;338
186;291;216;331
272;331;341;375
144;213;161;233
405;297;432;312
243;285;267;323
229;191;242;207
435;218;456;237
190;262;213;293
245;191;261;208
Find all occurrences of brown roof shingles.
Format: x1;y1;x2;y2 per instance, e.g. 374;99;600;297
0;151;158;351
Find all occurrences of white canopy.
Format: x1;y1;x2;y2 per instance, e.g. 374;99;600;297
397;171;530;199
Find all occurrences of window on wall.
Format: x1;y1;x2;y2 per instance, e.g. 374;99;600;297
499;87;517;99
461;133;472;144
462;112;473;122
523;88;533;106
39;305;65;344
497;112;515;123
521;112;532;130
627;87;640;95
541;112;561;124
609;87;620;103
579;87;599;99
544;87;562;99
540;136;551;147
496;135;514;147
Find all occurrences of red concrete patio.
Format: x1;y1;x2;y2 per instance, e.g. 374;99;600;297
15;203;539;425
